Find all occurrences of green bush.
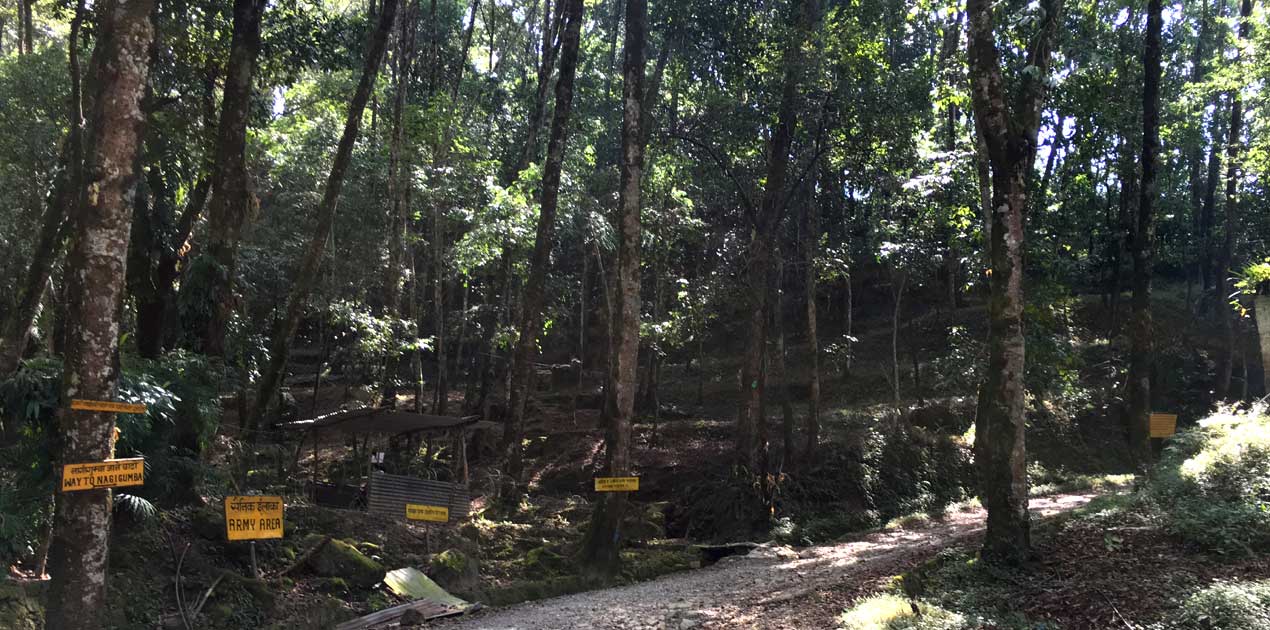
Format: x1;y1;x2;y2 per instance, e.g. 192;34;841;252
1148;406;1270;554
777;412;974;544
839;594;970;630
0;354;223;564
1170;580;1270;630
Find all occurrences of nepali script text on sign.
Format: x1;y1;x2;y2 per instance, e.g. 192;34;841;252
405;503;450;523
594;477;639;492
61;458;145;492
224;496;284;540
69;399;148;414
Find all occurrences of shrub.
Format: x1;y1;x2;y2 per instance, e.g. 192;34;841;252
1149;406;1270;554
0;353;223;564
778;411;975;544
839;594;968;630
1170;580;1270;630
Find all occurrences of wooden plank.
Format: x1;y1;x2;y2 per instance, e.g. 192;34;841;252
332;600;475;630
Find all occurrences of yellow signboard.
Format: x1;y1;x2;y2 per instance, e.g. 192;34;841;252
406;504;450;523
1150;413;1178;438
224;496;284;540
70;399;148;414
594;477;639;492
61;458;145;492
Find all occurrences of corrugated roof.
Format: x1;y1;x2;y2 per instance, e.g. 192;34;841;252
367;472;470;522
277;406;483;435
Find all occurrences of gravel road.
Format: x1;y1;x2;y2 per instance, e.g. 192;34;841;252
434;493;1100;630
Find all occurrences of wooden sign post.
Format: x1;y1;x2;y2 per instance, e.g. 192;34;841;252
61;458;145;492
405;503;449;553
225;496;284;578
1149;412;1178;438
594;477;639;492
61;401;149;491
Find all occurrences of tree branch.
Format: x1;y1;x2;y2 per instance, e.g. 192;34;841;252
669;131;758;218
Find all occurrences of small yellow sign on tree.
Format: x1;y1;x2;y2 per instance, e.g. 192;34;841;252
594;477;639;492
224;496;284;540
405;503;449;523
61;458;145;492
69;399;148;414
1150;413;1178;438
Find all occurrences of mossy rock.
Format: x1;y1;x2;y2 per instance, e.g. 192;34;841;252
302;534;386;588
191;505;226;541
205;572;275;628
314;577;349;594
264;595;352;629
429;548;480;592
618;501;669;541
0;580;44;630
621;548;698;582
459;522;481;542
478;575;589;607
521;546;569;578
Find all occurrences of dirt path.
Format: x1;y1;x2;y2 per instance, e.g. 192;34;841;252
435;493;1101;630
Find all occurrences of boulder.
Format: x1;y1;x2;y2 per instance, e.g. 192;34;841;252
302;534;386;588
521;546;569;578
622;502;668;541
190;505;225;541
0;580;43;630
428;549;480;592
907;405;962;434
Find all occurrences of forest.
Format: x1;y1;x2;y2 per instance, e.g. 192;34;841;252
1;0;1270;628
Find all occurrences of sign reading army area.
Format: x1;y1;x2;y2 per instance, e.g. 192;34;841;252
594;477;639;492
224;496;285;540
61;458;145;492
405;503;450;523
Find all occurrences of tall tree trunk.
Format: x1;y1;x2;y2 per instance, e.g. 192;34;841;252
973;120;993;255
191;0;268;357
1215;0;1254;401
1109;138;1136;333
451;0;481;98
503;0;585;484
21;0;34;53
772;254;795;467
1128;0;1162;468
141;38;220;356
580;0;643;573
1255;295;1270;395
737;0;819;470
966;0;1064;566
251;0;399;427
381;0;419;411
1200;99;1225;293
890;271;906;404
44;1;155;627
383;0;418;318
505;0;563;184
1187;0;1214;303
0;0;87;378
801;185;820;462
474;0;563;419
432;186;448;414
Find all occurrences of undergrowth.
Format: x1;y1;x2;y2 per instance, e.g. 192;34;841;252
1148;404;1270;555
844;405;1270;629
